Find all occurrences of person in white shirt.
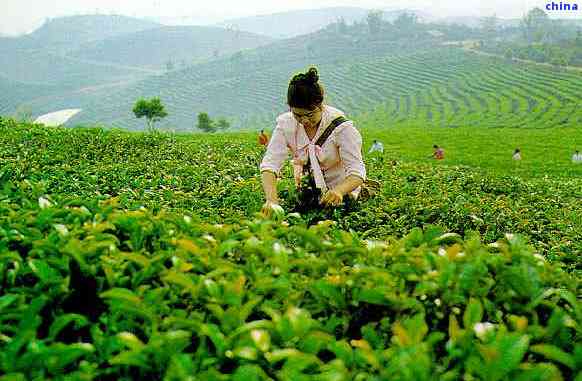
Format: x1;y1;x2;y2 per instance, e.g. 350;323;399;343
368;140;384;154
573;150;582;164
512;148;522;161
260;67;366;216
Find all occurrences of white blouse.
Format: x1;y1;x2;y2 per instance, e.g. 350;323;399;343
260;105;366;198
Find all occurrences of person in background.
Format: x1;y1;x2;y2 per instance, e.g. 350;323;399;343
258;130;269;147
259;67;366;216
572;150;582;164
368;139;384;154
432;144;445;160
512;148;522;161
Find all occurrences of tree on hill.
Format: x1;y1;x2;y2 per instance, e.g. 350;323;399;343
197;112;216;133
216;118;230;131
504;47;514;61
132;97;168;132
393;12;418;31
166;59;175;72
521;7;551;43
335;16;349;34
366;10;383;35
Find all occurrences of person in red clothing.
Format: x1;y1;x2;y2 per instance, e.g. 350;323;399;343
432;144;445;160
258;130;269;146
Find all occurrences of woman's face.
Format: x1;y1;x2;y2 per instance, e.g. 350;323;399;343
290;105;323;129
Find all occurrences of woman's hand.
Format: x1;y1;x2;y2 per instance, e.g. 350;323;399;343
320;189;343;207
261;200;284;217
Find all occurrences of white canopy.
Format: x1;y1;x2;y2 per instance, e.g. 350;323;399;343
34;109;82;126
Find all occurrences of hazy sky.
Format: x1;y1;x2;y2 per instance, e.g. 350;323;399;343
0;0;565;35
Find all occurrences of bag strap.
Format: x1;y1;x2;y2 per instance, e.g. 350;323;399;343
303;115;349;182
315;115;348;147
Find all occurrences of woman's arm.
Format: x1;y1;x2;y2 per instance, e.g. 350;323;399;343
337;122;366;181
259;125;288;177
259;123;288;215
321;175;363;206
332;174;364;196
321;123;366;207
261;170;279;203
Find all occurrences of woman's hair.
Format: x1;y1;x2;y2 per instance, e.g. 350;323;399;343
287;67;324;109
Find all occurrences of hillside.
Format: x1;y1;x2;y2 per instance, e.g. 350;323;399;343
0;48;152;88
35;28;447;130
0;15;159;56
5;14;582;131
26;14;161;53
0;15;164;101
0;15;273;117
68;25;274;70
0;76;60;115
56;42;582;131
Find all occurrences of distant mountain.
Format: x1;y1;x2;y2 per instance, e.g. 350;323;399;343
26;15;161;53
435;16;520;28
68;25;274;70
0;15;164;103
216;7;430;39
0;15;160;55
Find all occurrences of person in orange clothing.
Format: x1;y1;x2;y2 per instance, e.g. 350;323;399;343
258;130;269;147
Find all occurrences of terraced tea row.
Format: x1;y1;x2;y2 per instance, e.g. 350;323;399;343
30;47;580;131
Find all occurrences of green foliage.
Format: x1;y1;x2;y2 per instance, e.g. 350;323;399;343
216;118;231;131
0;121;580;379
132;97;168;132
483;41;580;67
0;184;579;378
393;12;418;31
197;112;216;133
521;7;552;43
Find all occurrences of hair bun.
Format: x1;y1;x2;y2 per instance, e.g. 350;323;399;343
306;67;319;84
291;67;319;85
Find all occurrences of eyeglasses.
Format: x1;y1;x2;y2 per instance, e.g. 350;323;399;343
291;107;321;120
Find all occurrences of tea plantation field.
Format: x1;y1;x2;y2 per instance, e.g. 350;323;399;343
0;118;580;380
41;47;582;131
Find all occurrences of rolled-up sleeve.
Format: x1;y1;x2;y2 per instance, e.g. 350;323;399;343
337;122;366;181
260;125;289;177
